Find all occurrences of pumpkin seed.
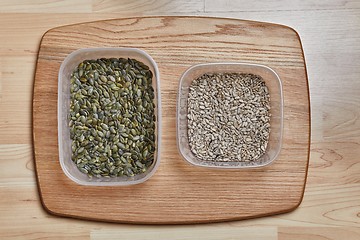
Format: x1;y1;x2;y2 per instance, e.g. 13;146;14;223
69;57;156;178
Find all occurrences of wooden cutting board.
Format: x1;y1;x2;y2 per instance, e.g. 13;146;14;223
33;16;310;224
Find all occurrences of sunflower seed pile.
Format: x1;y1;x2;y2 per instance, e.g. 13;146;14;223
69;58;156;178
187;73;270;162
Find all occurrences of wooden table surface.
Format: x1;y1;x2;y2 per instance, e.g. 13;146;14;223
0;0;359;239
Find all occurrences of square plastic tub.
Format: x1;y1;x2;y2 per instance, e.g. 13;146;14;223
176;63;283;168
58;48;161;186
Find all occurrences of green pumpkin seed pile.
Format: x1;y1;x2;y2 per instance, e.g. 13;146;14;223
69;58;156;178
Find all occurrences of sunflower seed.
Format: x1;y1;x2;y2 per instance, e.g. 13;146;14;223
187;72;270;162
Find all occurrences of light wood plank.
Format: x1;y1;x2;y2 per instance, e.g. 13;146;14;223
205;0;360;12
0;57;34;144
307;142;360;186
92;0;204;13
279;227;360;240
0;0;92;13
91;227;277;240
0;144;34;183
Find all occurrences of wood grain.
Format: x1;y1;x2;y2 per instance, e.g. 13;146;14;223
204;0;360;12
91;226;278;240
92;0;204;13
0;0;92;13
278;227;360;240
1;0;359;238
33;16;310;224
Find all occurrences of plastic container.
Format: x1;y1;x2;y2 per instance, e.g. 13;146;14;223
58;48;161;186
176;63;283;168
